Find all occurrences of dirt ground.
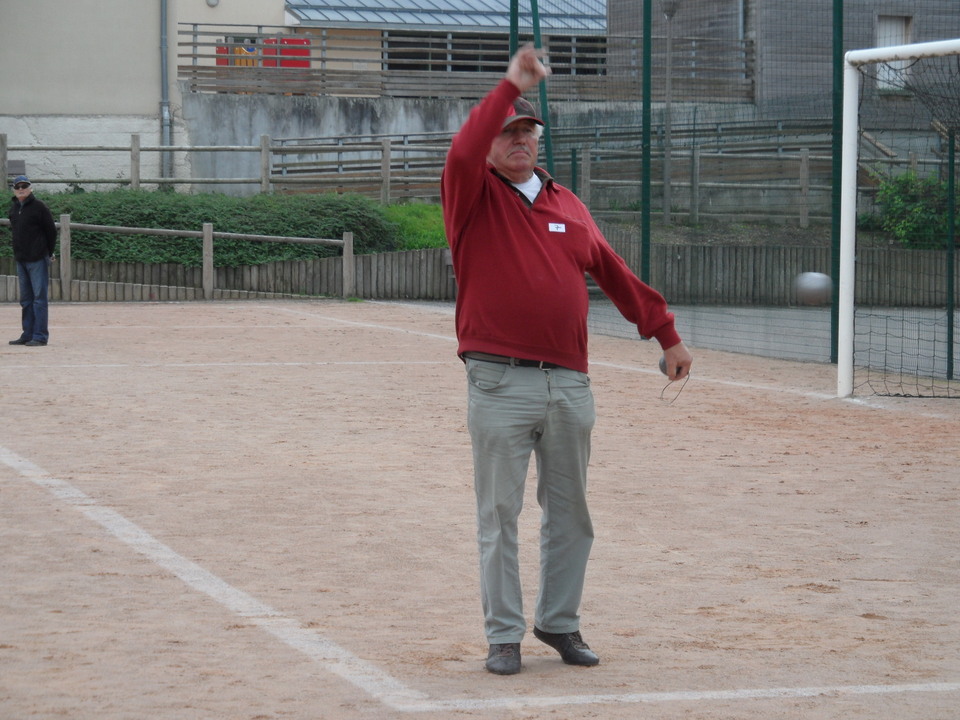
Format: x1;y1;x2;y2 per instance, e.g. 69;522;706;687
1;299;958;720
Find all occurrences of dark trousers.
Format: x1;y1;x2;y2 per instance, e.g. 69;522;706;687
16;258;50;343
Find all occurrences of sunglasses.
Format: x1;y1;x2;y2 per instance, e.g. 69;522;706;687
13;184;30;190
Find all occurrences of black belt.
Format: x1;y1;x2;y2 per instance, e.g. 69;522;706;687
463;351;562;370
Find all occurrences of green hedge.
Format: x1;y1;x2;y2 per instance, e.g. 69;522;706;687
382;203;447;250
871;171;958;248
2;190;449;267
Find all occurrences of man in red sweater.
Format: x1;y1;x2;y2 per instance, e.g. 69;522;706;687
442;46;692;676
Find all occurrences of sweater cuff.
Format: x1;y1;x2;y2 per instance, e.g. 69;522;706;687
653;324;683;351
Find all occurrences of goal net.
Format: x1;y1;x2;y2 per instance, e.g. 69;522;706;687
838;38;960;398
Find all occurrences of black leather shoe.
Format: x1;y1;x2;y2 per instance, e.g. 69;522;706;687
25;340;47;346
485;642;521;675
9;338;27;345
533;627;600;666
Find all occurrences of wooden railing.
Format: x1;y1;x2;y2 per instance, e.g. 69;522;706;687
0;216;354;301
4;218;957;308
5;127;948;225
177;24;754;102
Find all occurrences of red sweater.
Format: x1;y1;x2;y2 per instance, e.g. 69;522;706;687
441;79;681;373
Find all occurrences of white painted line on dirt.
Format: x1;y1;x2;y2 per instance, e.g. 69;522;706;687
0;360;446;370
591;360;837;401
272;303;851;402
0;445;428;710
273;305;459;343
407;681;960;712
3;444;959;713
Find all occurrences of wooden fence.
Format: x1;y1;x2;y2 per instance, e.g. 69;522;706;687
0;215;355;302
177;25;754;103
2;219;956;308
599;225;958;308
8;118;948;226
0;249;455;304
0;135;939;227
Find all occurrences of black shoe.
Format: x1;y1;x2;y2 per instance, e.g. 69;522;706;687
25;339;47;347
533;627;600;666
485;642;522;675
9;338;27;345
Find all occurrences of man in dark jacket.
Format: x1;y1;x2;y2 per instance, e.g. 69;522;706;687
8;175;57;346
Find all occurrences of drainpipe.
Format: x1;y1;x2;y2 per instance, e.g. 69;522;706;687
160;0;173;183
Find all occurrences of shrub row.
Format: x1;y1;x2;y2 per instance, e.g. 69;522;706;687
2;190;448;267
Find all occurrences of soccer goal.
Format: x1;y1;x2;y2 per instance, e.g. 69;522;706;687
838;38;960;398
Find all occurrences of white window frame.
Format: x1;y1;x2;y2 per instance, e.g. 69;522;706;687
875;15;913;90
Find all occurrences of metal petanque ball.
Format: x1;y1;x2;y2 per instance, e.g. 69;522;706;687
794;272;833;306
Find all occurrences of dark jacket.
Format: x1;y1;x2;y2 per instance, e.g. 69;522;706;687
8;193;57;262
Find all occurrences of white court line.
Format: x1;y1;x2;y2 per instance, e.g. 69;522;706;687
0;301;895;405
312;303;950;411
410;681;960;713
0;360;445;371
0;446;427;711
275;303;841;401
272;304;458;343
53;299;960;416
591;360;837;401
4;444;959;713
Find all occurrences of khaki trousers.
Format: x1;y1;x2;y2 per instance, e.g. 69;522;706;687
465;357;596;643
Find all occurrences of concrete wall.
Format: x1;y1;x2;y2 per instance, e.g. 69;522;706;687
0;0;285;117
3;88;754;195
2;115;191;192
179;89;475;195
0;0;285;189
181;89;472;145
0;0;161;116
178;89;755;195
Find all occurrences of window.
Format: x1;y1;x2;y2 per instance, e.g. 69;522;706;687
876;15;912;90
546;36;606;76
383;32;605;75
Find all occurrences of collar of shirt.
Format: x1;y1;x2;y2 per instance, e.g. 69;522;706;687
511;173;543;204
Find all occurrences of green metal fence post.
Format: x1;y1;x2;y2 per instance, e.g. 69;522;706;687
530;0;554;176
830;0;844;364
641;0;652;284
947;130;956;380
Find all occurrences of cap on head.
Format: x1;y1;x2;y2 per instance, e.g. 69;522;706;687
12;175;31;188
502;97;545;129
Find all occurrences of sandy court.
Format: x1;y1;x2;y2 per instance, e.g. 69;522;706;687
1;298;959;720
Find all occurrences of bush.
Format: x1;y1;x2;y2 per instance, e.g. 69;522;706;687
873;171;956;248
2;190;402;266
384;203;447;250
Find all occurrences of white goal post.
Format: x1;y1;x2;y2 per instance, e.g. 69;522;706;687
838;37;960;397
